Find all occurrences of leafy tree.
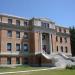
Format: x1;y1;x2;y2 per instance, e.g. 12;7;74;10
69;26;75;56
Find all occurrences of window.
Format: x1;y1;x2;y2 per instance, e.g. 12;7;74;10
16;31;20;38
64;29;66;33
24;33;28;39
64;37;67;43
23;44;28;51
57;46;58;52
16;20;20;26
7;43;12;51
56;36;58;42
59;28;61;32
16;44;20;51
16;57;20;64
24;21;28;26
23;57;28;64
7;57;11;64
46;23;49;28
7;30;12;37
8;19;12;24
41;22;49;28
60;37;62;43
42;35;46;40
61;46;63;52
65;47;68;53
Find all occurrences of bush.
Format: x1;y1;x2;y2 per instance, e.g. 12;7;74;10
66;65;75;69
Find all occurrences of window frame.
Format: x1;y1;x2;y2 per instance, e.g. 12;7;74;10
7;43;12;51
60;37;62;43
8;19;12;24
23;43;29;51
56;36;58;42
16;44;20;51
16;20;20;26
24;32;29;39
57;46;58;52
65;46;68;53
16;31;20;38
16;57;20;64
7;57;11;64
7;30;12;37
61;46;63;52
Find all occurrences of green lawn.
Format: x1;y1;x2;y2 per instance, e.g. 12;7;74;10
0;66;75;75
0;65;47;72
2;69;75;75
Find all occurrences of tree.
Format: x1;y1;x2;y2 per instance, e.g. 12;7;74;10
69;26;75;56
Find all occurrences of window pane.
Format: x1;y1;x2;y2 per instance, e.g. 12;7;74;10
23;44;28;51
16;57;20;64
41;22;49;28
61;46;63;52
16;44;20;51
64;29;66;33
7;30;12;37
7;43;11;51
56;36;58;42
24;21;28;26
59;28;61;32
8;19;12;24
64;37;67;43
24;33;28;39
16;31;20;38
57;46;58;52
7;57;11;64
60;37;62;43
16;20;20;26
65;47;68;53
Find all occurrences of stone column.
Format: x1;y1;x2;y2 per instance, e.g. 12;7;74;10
49;33;52;54
40;33;42;53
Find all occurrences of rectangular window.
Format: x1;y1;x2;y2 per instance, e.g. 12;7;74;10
64;37;67;43
24;21;28;26
59;28;61;32
56;36;58;42
7;43;12;51
57;46;58;52
23;44;28;51
7;57;11;64
42;34;46;40
65;47;68;53
64;29;66;33
16;57;20;64
16;31;20;38
8;19;12;24
41;22;49;28
7;30;12;37
16;20;20;26
23;57;28;64
24;33;28;39
46;23;49;28
61;46;63;52
16;44;20;51
60;37;62;43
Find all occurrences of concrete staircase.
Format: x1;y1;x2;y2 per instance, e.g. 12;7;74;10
35;50;75;68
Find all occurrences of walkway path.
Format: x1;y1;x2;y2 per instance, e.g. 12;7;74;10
0;67;64;75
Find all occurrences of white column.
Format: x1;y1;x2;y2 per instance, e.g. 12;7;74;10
40;33;42;53
49;33;52;54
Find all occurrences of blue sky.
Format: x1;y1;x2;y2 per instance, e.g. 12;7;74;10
0;0;75;27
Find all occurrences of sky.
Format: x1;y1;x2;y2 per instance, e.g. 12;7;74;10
0;0;75;27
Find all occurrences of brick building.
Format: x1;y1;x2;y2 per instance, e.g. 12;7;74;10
0;14;71;67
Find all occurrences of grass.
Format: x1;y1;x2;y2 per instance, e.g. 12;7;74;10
0;65;47;72
0;66;75;75
1;69;75;75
